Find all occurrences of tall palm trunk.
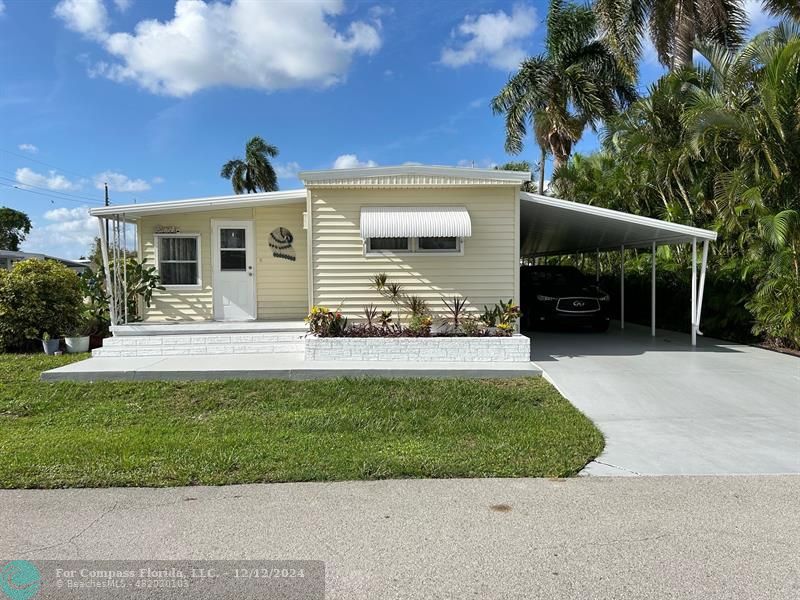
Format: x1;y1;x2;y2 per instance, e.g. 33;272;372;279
538;146;546;194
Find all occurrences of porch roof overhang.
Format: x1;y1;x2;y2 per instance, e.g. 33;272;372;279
520;192;717;257
360;206;472;238
88;189;307;221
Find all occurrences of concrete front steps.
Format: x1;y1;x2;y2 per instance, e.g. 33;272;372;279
93;322;307;357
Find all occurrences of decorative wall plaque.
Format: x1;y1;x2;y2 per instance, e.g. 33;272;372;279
269;227;296;261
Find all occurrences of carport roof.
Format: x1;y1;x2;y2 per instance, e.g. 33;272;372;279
520;192;717;257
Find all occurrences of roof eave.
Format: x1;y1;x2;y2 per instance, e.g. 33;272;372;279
89;189;307;220
299;165;531;184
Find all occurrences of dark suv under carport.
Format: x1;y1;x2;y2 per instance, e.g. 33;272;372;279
520;265;611;331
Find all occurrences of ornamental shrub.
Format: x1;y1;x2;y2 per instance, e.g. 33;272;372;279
0;259;84;351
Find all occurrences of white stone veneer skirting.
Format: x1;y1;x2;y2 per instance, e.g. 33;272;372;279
304;334;531;362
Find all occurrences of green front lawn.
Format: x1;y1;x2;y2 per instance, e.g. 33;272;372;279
0;354;604;488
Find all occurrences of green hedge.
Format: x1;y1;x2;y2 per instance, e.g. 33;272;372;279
598;267;757;344
0;259;84;352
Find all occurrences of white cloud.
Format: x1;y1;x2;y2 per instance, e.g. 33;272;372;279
275;161;301;179
368;5;394;19
94;170;151;192
151;176;165;184
57;0;382;97
18;143;38;153
15;167;82;191
440;3;537;70
332;154;377;169
53;0;109;40
24;206;97;259
114;0;132;11
0;1;6;17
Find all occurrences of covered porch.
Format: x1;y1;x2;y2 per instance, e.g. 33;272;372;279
90;189;309;327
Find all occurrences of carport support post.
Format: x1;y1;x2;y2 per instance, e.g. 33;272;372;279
651;241;656;337
691;238;697;346
620;245;625;330
595;249;600;282
97;216;116;327
696;240;709;333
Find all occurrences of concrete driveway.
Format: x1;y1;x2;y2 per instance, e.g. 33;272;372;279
530;323;800;475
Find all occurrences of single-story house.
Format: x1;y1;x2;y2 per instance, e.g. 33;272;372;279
0;249;89;274
90;165;717;350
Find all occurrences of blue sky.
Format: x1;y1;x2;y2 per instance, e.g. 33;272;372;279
0;0;775;259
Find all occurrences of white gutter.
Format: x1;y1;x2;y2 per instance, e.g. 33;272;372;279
89;189;307;219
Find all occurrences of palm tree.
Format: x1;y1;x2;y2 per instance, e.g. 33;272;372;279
593;0;748;74
763;0;800;21
220;136;279;194
491;0;635;192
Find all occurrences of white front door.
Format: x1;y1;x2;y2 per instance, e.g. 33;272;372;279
213;220;256;321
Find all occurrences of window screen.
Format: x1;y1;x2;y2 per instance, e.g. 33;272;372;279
368;237;409;251
158;236;199;285
417;237;459;251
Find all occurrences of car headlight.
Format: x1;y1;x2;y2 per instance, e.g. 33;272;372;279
599;293;610;302
536;294;558;301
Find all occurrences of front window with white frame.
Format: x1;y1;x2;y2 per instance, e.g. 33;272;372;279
156;234;201;287
366;236;461;255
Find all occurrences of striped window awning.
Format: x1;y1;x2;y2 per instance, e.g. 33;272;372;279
359;206;472;238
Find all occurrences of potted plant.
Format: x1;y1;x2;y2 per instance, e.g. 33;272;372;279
41;332;60;355
63;312;93;353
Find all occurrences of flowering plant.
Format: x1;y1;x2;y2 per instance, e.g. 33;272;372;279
305;305;348;337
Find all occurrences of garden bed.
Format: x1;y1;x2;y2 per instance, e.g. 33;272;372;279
305;333;531;362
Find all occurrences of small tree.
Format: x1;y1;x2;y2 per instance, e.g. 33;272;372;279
0;207;32;251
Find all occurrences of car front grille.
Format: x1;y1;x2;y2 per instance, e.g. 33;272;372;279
556;297;601;313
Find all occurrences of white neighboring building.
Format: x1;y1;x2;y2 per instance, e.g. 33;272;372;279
0;250;90;274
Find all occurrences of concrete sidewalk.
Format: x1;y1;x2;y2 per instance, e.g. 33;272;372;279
41;352;541;381
1;476;797;599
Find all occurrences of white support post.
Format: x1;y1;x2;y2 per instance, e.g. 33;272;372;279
620;245;625;330
651;241;656;337
97;217;116;327
595;248;600;282
691;238;697;346
696;240;709;337
122;214;128;324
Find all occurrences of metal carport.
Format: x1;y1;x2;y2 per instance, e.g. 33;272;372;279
519;192;718;346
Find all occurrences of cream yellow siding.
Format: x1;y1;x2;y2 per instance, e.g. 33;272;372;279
138;204;308;321
308;187;519;319
253;203;309;319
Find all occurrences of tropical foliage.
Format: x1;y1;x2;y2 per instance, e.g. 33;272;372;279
593;0;747;72
552;23;800;349
491;0;635;191
0;207;31;251
220;136;280;194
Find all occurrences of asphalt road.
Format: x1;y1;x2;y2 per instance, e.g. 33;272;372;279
1;475;797;599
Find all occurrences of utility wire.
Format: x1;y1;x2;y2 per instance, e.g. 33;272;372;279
0;175;105;203
0;148;95;181
0;181;104;205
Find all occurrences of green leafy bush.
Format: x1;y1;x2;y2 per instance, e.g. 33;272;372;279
0;259;84;351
